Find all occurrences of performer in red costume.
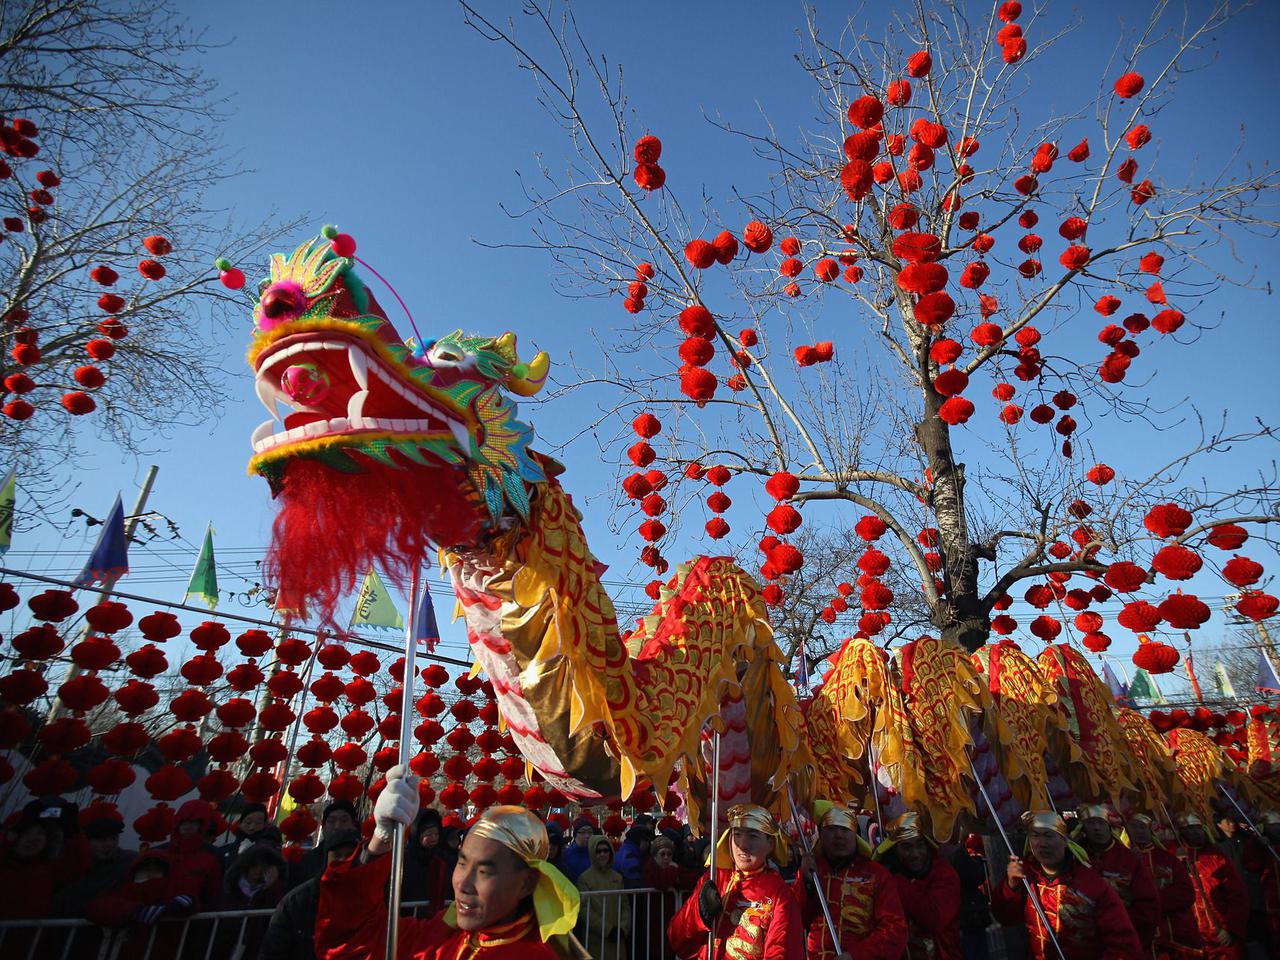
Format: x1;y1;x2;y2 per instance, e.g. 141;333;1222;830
990;811;1142;960
1074;804;1160;945
876;811;961;960
668;803;803;960
1242;810;1280;960
791;800;907;960
314;765;584;959
1178;813;1248;960
1125;814;1204;959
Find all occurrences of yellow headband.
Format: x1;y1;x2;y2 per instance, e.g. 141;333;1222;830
1021;810;1090;866
712;804;788;869
449;805;579;943
1022;810;1069;838
814;799;858;831
1077;804;1115;823
873;811;935;859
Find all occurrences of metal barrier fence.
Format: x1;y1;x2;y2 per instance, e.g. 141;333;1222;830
0;889;683;960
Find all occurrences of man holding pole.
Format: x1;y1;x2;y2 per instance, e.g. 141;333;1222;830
1126;814;1204;959
1074;804;1160;946
991;811;1142;959
875;811;961;960
313;765;584;959
667;803;803;959
1176;813;1248;960
792;800;906;960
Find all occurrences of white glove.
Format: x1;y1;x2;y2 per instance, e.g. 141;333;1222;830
373;763;420;843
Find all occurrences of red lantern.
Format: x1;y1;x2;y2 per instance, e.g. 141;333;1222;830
189;620;230;651
28;589;78;622
86;760;136;796
296;738;332;768
207;731;250;763
1133;640;1179;675
146;764;193;802
134;804;177;843
275;637;311;666
138;611;181;642
227;662;265;691
316;644;350;669
241;771;281;804
332;742;368;771
157;727;203;763
170;688;213;722
71;635;120;670
236;629;273;657
102;721;149;756
288;773;325;805
0;669;48;705
257;699;295;731
85;601;132;634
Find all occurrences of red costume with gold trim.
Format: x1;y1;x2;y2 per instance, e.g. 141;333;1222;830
668;866;803;960
314;851;559;960
790;855;907;960
1087;839;1161;945
1135;841;1203;959
1181;844;1248;960
892;854;962;960
989;859;1143;960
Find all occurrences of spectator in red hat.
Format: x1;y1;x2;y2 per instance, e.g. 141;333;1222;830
88;850;198;958
158;798;223;908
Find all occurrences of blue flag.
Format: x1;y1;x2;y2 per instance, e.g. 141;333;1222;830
75;494;129;586
1256;650;1280;693
795;636;811;693
1101;661;1129;706
414;581;441;652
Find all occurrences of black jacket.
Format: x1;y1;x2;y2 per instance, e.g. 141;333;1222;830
259;877;320;960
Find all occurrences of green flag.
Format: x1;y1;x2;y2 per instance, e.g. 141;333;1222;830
1128;667;1166;704
0;466;13;556
351;568;404;630
185;524;219;609
1214;661;1237;698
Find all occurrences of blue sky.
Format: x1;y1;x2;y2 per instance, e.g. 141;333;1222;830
6;0;1279;695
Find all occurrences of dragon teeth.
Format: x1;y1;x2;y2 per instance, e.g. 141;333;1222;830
251;420;274;448
255;378;281;421
347;389;368;428
447;419;471;450
348;347;368;390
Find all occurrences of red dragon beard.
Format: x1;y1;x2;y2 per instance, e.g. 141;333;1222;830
264;456;485;624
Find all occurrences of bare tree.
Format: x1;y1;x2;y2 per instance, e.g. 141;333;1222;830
0;1;295;522
463;0;1279;658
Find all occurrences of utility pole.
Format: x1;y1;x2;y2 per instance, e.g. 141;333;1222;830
47;465;159;721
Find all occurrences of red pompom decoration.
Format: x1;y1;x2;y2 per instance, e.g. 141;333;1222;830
1114;72;1145;99
1144;503;1193;539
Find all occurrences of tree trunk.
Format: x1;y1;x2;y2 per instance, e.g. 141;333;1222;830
915;394;991;651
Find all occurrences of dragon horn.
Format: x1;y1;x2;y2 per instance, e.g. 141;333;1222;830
500;332;551;397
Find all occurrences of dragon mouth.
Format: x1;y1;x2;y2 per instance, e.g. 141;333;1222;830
249;332;473;460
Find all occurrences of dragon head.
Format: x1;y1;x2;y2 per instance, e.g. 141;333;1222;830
246;232;552;618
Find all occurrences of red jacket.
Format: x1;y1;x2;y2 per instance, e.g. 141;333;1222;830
989;859;1143;960
892;854;962;960
314;848;559;959
668;865;803;960
791;855;907;960
1181;844;1248;960
160;799;223;909
87;852;198;960
1135;842;1203;957
1087;839;1161;945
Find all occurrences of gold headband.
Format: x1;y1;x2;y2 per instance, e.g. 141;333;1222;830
712;804;788;869
872;811;936;860
814;799;859;832
1021;810;1069;838
451;805;579;943
1077;804;1115;823
1127;814;1154;827
727;804;780;835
